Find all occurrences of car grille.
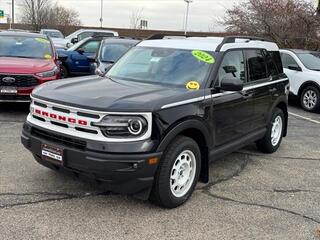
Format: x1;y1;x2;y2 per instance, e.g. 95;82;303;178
31;127;87;150
0;95;30;101
0;74;38;87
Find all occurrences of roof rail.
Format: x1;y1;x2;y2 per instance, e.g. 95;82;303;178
146;33;194;40
215;35;274;52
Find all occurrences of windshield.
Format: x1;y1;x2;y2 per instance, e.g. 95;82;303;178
106;47;215;88
67;38;90;51
100;43;135;63
43;30;64;39
0;36;53;59
297;52;320;71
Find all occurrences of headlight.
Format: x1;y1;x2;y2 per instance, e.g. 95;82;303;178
92;115;148;138
36;66;59;78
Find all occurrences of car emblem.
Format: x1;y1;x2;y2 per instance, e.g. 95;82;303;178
2;77;16;84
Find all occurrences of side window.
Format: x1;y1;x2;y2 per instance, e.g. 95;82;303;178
264;51;279;76
281;53;299;69
246;49;268;82
218;50;245;84
80;41;100;53
78;32;94;41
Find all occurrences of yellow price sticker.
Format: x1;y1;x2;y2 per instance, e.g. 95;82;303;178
44;54;52;59
192;50;215;64
35;38;50;44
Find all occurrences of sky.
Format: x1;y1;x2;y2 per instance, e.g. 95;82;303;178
0;0;317;32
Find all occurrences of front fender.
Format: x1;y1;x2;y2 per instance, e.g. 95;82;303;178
156;118;212;152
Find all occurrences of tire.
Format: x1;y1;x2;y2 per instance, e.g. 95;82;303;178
256;108;285;154
60;65;69;79
300;86;320;112
150;136;201;208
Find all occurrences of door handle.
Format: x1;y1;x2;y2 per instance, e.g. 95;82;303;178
242;91;254;99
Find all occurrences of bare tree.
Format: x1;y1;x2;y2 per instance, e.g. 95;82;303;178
130;8;144;29
223;0;320;49
20;0;81;31
20;0;51;30
47;4;81;32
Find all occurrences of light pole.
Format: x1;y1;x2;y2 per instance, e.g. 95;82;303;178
100;0;103;28
184;0;193;35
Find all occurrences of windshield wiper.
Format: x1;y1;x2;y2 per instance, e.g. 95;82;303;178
0;55;39;59
310;69;320;71
101;60;115;64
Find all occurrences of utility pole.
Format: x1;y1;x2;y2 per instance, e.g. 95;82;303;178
12;0;14;24
100;0;103;28
184;0;193;35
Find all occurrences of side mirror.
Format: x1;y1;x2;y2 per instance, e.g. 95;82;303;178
220;77;244;92
77;48;85;54
58;54;68;62
95;64;113;77
288;65;302;71
87;55;96;63
71;37;79;44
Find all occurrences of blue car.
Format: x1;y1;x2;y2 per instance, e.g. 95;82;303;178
57;36;104;78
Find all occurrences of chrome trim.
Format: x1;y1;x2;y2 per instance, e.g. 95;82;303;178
161;78;289;109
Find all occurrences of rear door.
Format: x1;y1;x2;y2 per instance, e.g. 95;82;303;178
212;50;255;146
244;49;278;130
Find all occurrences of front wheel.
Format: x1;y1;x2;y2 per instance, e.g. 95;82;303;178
150;136;201;208
60;65;69;79
256;108;285;154
300;86;320;112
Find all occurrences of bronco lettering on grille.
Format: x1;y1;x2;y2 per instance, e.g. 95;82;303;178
34;108;88;126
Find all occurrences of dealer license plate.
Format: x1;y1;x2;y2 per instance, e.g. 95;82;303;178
41;144;63;165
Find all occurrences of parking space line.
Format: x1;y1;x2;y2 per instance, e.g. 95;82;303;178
289;112;320;125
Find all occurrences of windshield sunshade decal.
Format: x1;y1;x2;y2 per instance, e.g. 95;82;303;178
192;50;215;64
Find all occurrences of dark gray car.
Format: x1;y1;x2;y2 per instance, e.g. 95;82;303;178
91;38;139;76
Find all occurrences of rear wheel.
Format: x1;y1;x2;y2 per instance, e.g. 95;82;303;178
256;108;284;154
300;86;320;112
150;136;201;208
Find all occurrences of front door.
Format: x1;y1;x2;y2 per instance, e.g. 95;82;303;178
71;40;100;74
212;50;255;147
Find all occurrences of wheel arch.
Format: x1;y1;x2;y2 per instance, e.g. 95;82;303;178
156;119;212;183
298;81;320;98
275;101;288;137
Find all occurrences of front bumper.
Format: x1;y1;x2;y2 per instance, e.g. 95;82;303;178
21;122;162;197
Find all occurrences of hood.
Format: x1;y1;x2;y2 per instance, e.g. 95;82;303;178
32;76;201;112
52;38;69;46
0;57;56;74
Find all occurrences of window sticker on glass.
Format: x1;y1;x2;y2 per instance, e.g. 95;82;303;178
44;54;52;59
192;50;215;64
186;81;200;90
35;38;49;44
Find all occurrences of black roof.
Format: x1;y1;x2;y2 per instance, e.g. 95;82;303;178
0;31;47;39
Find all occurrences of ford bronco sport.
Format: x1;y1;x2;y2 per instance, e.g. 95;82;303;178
21;35;289;208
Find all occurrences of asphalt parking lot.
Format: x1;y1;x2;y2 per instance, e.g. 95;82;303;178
0;102;320;240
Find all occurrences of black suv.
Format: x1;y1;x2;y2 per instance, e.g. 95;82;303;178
21;35;289;208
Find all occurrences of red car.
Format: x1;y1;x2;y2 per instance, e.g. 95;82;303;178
0;31;61;102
